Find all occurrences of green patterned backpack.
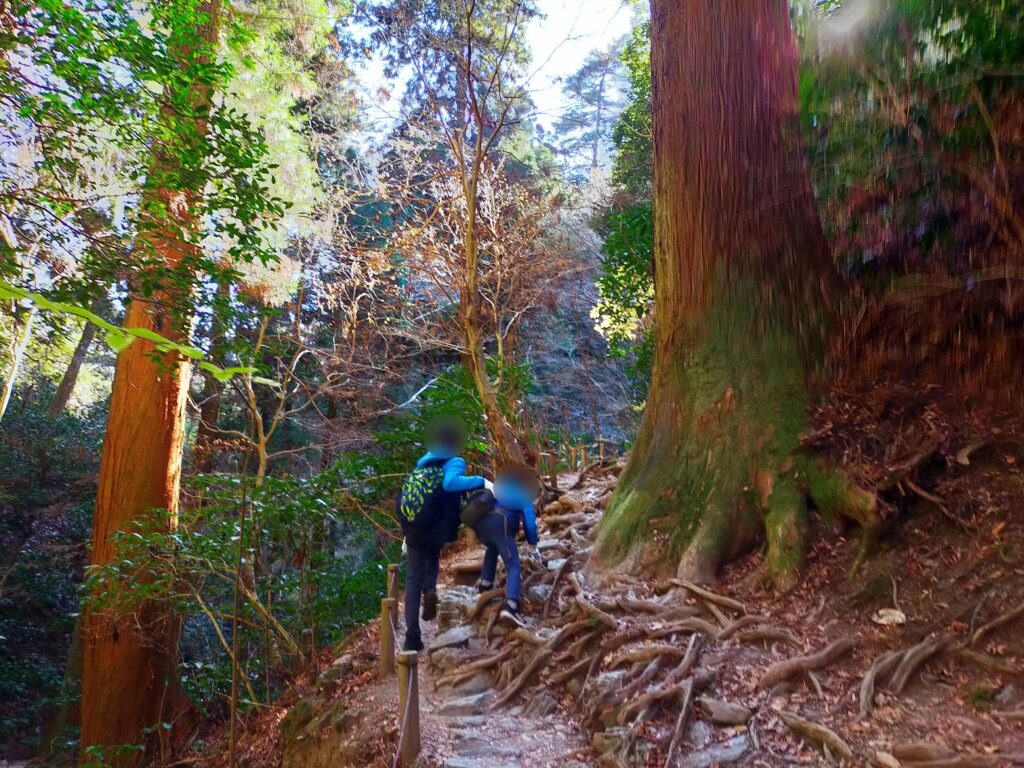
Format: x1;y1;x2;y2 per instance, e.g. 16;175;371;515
398;458;449;534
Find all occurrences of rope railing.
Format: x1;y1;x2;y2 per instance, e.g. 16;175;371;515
381;565;420;768
539;438;622;488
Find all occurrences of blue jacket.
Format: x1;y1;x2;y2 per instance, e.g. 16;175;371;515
416;453;486;492
411;453;485;545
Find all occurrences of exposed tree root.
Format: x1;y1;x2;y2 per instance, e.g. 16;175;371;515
970;601;1024;649
435;647;513;690
901;756;1020;768
717;614;768;641
667;617;721;639
545;512;590;528
698;696;753;725
859;650;903;720
760;638;856;688
548;651;600;687
957;648;1024;678
554;495;584;514
777;709;854;762
607;643;685;669
992;710;1024;721
468;588;505;622
889;635;951;694
544;557;574;618
667;578;748;614
733;626;802;647
554;627;603;665
876;437;942;491
664;678;697;766
575;594;620;630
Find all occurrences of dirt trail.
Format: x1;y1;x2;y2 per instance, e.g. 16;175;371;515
410;619;591;768
403;464;1024;767
225;463;1024;768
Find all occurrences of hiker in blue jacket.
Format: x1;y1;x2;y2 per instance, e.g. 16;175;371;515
399;417;492;652
472;464;540;627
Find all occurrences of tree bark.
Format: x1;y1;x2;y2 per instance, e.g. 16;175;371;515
0;303;36;423
80;1;221;762
597;0;835;589
192;283;229;473
48;316;97;418
461;163;524;468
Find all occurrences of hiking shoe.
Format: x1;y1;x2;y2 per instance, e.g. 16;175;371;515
422;589;438;621
403;634;424;652
499;601;526;628
477;580;494;594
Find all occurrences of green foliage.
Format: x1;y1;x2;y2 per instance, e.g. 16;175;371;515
84;469;389;714
2;0;289;328
610;20;652;197
591;203;654;399
0;391;99;751
798;0;1024;277
0;281;276;385
338;365;489;507
591;17;654;404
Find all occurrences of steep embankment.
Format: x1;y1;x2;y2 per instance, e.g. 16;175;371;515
222;459;1024;768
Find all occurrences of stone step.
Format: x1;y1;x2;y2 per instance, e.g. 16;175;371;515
438;691;495;716
443;758;517;768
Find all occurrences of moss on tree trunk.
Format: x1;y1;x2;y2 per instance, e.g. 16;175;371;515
596;0;839;589
599;284;813;586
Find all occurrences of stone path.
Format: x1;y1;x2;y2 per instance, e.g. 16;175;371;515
409;588;593;768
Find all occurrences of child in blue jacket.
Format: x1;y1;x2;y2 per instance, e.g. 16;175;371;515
401;419;491;651
474;464;539;627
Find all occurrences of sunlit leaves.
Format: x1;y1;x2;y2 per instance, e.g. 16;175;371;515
0;280;276;385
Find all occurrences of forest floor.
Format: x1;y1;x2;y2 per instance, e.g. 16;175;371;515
218;452;1024;768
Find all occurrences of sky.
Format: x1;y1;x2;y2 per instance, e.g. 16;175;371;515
352;0;635;139
524;0;634;132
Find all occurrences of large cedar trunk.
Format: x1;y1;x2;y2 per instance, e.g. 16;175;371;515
80;2;220;761
80;261;193;762
598;0;836;589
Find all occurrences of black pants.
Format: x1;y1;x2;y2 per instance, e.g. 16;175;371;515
475;511;522;605
404;541;441;642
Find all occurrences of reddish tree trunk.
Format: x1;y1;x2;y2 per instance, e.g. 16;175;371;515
598;0;836;588
81;283;193;762
80;2;221;762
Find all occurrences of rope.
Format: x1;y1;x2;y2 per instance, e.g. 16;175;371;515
385;575;414;768
391;668;415;768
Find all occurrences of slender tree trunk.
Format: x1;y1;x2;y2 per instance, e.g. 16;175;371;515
193;283;229;473
0;302;35;422
48;317;97;418
461;170;524;467
597;0;836;589
194;370;222;472
80;2;221;762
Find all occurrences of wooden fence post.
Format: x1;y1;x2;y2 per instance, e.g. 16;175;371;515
397;651;421;766
380;598;396;677
387;563;400;630
547;451;558;491
581;445;588;467
599;439;606;462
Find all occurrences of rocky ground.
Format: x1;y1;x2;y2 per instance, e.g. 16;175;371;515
222;460;1024;768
